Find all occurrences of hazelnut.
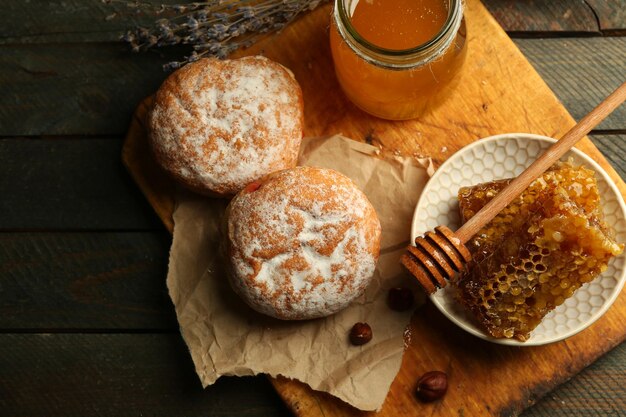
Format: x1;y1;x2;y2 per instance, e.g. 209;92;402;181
387;287;415;311
415;371;448;402
349;322;372;345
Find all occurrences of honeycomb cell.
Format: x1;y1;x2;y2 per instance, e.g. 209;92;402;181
505;140;519;156
484;154;495;167
412;134;626;346
493;165;505;177
494;148;507;163
427;205;439;217
503;157;516;171
455;160;624;341
437;213;450;226
437;200;450;214
462;152;474;165
588;284;603;296
589;295;604;307
526;141;541;156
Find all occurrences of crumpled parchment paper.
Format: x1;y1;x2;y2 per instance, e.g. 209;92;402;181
166;134;430;411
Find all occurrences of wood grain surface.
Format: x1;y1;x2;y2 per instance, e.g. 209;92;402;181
0;139;161;230
2;0;621;44
480;0;598;34
592;135;626;178
585;0;626;34
515;37;626;131
0;334;292;417
1;4;625;136
1;0;625;416
0;0;180;44
0;232;173;330
1;40;623;136
121;1;626;416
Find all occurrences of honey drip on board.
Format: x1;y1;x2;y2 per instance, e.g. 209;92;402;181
350;0;448;50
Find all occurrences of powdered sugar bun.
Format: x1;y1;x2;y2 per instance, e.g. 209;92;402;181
225;166;382;320
148;56;304;197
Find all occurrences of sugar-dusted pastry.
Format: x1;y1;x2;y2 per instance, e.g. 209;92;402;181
148;56;304;197
225;166;382;320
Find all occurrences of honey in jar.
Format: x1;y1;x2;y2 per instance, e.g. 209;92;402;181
330;0;467;120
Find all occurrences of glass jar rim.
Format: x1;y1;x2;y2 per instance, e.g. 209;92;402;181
335;0;461;56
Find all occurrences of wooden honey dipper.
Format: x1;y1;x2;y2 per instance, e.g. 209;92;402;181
402;81;626;294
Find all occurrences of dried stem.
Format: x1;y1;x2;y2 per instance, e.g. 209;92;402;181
103;0;328;70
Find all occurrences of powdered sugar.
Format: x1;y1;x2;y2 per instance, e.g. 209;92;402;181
149;56;303;196
226;166;381;319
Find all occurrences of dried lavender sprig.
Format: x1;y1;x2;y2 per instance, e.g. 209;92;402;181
104;0;327;70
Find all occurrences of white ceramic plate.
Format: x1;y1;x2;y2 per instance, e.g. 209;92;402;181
411;133;626;346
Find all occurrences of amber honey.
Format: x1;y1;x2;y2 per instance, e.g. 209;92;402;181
455;161;624;341
350;0;448;50
330;0;467;120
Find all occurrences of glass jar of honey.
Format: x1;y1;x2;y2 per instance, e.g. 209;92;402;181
330;0;467;120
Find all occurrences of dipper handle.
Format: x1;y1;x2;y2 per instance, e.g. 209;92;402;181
456;81;626;244
402;81;626;294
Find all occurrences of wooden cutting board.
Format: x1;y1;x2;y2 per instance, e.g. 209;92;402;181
122;0;626;415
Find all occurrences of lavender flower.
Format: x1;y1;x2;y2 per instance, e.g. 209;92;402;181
104;0;329;70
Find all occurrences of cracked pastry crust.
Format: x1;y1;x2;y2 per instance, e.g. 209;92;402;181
148;56;304;197
225;166;382;320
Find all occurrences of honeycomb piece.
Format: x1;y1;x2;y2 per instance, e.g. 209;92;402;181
458;161;605;264
455;161;623;341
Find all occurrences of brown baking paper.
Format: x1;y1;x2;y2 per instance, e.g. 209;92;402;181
166;135;430;411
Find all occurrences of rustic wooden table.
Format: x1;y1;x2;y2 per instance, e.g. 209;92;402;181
1;1;625;416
